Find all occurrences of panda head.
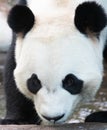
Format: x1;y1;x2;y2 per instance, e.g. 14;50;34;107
8;1;106;124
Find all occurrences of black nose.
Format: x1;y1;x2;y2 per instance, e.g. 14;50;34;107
42;114;65;122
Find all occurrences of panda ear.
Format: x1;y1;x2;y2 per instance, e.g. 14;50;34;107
7;5;35;34
74;2;107;35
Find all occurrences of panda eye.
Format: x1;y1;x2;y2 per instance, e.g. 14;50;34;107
62;74;83;95
63;75;74;87
27;74;42;94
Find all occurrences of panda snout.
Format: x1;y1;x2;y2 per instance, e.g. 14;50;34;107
42;114;65;123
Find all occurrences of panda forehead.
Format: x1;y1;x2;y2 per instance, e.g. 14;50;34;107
23;0;81;43
27;0;70;7
55;0;70;6
26;0;92;12
27;0;72;17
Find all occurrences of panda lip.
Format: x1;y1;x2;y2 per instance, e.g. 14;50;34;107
42;114;65;123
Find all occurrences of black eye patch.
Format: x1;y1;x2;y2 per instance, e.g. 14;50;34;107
27;74;42;94
62;74;83;95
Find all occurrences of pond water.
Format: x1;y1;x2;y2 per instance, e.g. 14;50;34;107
0;53;107;123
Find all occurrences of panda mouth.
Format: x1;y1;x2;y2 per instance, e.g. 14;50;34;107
42;114;65;123
38;113;66;124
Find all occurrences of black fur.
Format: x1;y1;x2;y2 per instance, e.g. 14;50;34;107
85;111;107;123
74;2;107;35
27;74;42;94
62;74;83;95
103;42;107;61
7;5;35;35
19;0;27;5
0;33;41;125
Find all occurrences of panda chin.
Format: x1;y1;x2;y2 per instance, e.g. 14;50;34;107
35;110;66;125
41;119;66;125
37;111;72;125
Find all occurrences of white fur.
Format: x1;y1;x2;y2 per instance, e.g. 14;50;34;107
14;0;107;124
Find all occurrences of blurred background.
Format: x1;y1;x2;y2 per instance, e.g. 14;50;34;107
0;0;19;118
0;0;107;123
0;0;19;52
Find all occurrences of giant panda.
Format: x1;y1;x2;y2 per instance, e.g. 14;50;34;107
0;0;107;125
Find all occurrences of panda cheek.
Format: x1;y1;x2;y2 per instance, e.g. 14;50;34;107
27;74;42;94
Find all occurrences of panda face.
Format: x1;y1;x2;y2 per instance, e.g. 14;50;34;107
9;0;106;124
14;32;103;124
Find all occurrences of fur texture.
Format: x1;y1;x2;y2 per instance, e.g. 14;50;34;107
74;1;107;34
0;0;107;125
85;111;107;123
8;5;35;35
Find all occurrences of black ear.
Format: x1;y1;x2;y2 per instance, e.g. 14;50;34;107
74;2;107;35
7;5;35;34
